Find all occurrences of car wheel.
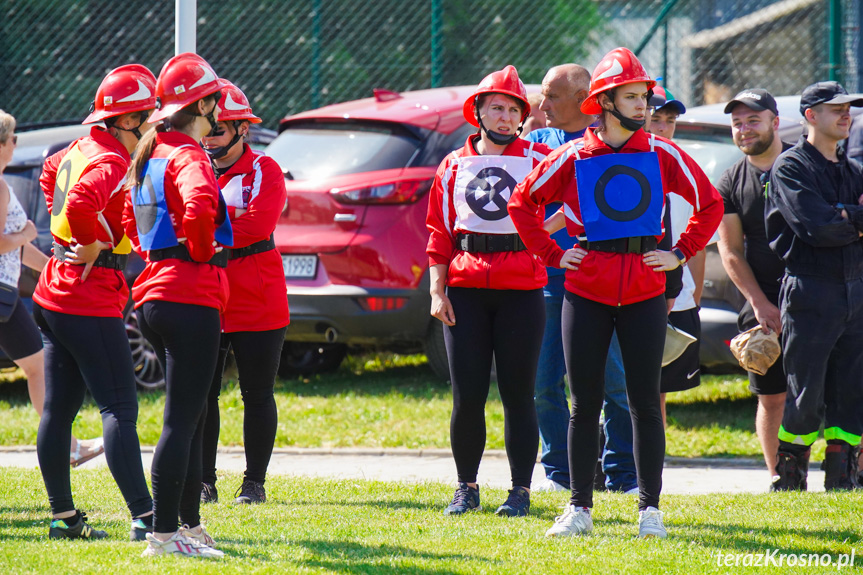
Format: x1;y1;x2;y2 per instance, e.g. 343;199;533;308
124;307;165;391
424;320;450;381
278;342;347;378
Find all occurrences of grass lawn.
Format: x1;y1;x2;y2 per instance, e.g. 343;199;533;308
0;353;825;461
1;467;861;574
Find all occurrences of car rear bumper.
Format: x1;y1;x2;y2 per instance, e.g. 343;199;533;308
284;283;432;346
698;302;742;372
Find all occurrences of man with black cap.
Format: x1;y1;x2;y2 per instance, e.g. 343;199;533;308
765;81;863;491
716;88;791;488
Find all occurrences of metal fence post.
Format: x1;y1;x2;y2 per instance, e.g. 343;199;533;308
829;0;843;81
431;0;443;88
312;0;322;109
634;0;681;57
175;0;197;55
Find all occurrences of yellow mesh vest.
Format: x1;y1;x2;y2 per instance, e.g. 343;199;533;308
50;143;131;255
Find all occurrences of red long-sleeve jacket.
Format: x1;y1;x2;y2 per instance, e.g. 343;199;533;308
33;126;130;318
509;128;723;306
426;136;551;290
122;131;229;312
218;145;289;332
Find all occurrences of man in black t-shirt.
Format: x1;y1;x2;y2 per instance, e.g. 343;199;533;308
716;89;790;488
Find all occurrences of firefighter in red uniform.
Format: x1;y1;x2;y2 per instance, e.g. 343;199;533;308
33;64;156;541
198;82;289;506
509;48;723;538
426;65;552;518
123;53;229;559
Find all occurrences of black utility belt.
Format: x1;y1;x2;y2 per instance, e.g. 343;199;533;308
228;235;275;260
457;233;526;253
148;244;229;268
578;236;657;254
52;242;128;271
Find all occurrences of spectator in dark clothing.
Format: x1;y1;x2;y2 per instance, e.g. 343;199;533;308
716;89;791;488
765;81;863;491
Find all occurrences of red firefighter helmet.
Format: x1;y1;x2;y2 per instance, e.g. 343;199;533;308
83;64;157;125
581;48;655;115
462;65;530;127
216;82;262;124
149;53;228;123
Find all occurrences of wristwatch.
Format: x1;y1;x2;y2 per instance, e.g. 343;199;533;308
671;247;687;267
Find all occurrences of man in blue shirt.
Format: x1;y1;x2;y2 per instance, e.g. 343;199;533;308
525;64;637;494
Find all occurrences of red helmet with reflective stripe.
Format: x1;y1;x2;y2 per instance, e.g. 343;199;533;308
149;53;228;123
463;65;530;127
216;82;262;124
83;64;157;125
581;48;655;115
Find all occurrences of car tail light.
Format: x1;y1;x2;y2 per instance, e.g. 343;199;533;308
356;297;408;312
330;178;432;205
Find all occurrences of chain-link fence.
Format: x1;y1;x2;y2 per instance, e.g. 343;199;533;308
2;0;860;129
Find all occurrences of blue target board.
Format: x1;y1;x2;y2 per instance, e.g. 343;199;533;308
575;152;663;241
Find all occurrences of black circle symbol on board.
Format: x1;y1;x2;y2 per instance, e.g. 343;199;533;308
593;165;652;222
465;167;517;221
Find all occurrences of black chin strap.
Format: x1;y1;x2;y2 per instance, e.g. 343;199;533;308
609;104;645;132
204;120;248;160
474;100;522;147
105;113;147;140
205;121;245;160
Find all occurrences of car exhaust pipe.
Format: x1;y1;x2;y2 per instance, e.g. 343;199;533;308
324;327;338;343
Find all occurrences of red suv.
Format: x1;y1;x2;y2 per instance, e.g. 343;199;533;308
265;87;482;379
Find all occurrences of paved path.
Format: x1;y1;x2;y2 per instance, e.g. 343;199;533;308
0;446;826;494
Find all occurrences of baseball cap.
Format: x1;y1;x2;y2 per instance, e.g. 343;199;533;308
649;86;686;115
723;88;778;115
799;81;863;115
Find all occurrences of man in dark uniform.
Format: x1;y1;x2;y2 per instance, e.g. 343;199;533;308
766;81;863;491
716;89;790;489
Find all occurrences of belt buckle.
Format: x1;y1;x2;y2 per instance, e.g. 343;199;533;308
628;237;642;254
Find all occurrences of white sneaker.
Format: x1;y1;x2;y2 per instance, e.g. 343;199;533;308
638;506;667;539
623;487;640;495
533;478;568;493
141;532;224;558
179;523;217;548
545;504;593;537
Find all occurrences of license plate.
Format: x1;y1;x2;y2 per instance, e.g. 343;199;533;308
282;255;318;278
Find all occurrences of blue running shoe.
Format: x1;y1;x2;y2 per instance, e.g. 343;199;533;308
443;483;480;515
495;486;530;517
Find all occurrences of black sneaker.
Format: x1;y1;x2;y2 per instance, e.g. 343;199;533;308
130;517;153;542
495;486;530;517
201;482;218;504
771;449;809;491
48;511;108;540
234;479;266;504
443;483;480;515
824;443;861;491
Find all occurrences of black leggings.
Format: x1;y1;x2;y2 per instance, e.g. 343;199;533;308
562;291;666;510
202;327;287;485
33;304;152;517
444;287;544;489
137;301;220;534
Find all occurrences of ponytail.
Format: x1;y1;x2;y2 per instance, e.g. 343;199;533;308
127;124;162;189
